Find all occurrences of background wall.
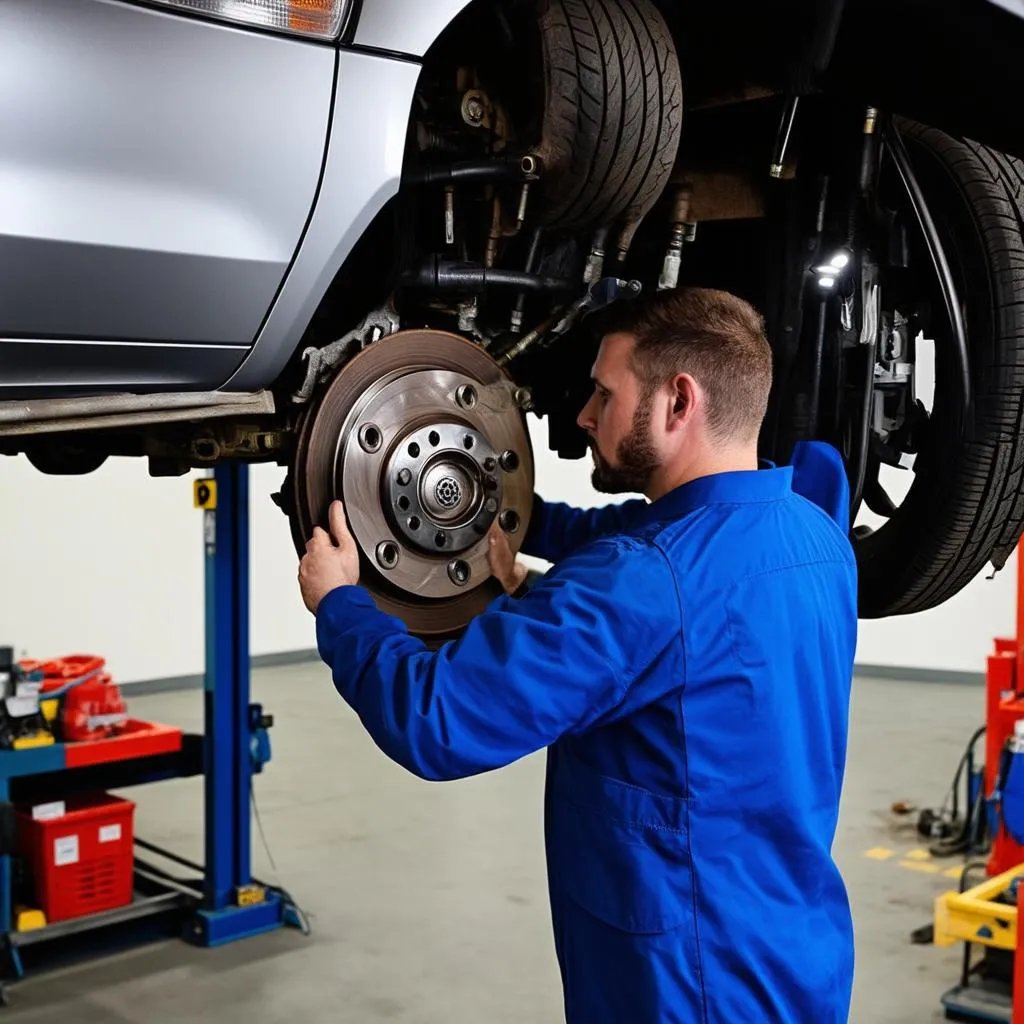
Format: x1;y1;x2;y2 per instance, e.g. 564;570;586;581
1;415;1013;685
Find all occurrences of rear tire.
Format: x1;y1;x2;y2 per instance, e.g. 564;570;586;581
535;0;682;232
856;119;1024;616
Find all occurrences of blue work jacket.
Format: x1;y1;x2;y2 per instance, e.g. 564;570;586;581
315;442;858;1023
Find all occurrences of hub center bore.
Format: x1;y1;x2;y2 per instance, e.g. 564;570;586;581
421;459;475;521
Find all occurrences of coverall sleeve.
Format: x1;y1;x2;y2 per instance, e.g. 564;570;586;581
789;440;850;531
314;537;677;781
521;493;648;562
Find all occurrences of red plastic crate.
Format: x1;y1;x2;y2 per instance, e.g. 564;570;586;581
16;793;135;923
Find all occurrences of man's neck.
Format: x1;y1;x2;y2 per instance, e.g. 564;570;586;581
645;444;760;502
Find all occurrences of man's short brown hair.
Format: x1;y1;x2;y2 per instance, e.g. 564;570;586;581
608;287;773;444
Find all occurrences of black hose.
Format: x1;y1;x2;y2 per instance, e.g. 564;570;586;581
522;227;544;276
807;298;828;434
512;228;545;330
401;257;575;296
405;157;539;187
849;332;876;515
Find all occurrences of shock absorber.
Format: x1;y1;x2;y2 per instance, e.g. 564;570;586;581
658;184;693;292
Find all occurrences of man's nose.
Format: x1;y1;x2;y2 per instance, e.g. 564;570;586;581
577;395;597;433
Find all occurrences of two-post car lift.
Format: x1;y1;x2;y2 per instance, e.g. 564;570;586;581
0;463;300;999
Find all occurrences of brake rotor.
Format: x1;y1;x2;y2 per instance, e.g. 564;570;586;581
290;330;534;637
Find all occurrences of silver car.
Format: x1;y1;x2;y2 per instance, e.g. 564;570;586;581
4;0;1024;634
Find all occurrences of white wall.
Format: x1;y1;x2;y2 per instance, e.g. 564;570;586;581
0;414;1014;684
0;453;310;685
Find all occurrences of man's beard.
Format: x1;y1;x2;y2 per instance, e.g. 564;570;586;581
590;403;659;495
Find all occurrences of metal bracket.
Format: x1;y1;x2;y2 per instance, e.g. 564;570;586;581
292;301;401;405
496;277;642;367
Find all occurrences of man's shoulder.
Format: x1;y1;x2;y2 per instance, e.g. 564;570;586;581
635;493;854;584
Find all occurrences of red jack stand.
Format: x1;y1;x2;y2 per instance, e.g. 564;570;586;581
986;545;1024;877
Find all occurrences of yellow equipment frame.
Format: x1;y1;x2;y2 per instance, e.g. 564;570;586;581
934;863;1024;951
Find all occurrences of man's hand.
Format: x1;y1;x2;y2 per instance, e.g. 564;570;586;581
299;500;360;614
487;523;529;596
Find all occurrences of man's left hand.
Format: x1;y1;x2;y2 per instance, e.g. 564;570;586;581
299;500;360;614
488;523;529;596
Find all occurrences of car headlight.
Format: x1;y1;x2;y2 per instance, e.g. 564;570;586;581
147;0;351;41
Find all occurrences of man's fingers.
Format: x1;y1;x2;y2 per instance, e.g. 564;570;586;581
329;500;350;546
487;525;514;573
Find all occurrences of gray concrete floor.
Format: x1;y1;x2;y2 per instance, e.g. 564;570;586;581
1;667;987;1022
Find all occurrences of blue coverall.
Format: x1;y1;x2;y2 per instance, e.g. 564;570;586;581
315;441;858;1022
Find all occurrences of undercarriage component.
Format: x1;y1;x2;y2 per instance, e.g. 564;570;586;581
769;95;800;179
495;276;642;367
405;155;540;187
292;302;401;404
400;258;575;296
0;390;275;437
290;330;534;637
658;186;694;292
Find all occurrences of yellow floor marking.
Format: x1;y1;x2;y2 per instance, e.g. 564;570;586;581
864;847;895;860
899;860;940;874
904;848;932;861
943;866;965;880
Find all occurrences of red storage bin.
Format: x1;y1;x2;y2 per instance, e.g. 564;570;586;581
17;793;135;923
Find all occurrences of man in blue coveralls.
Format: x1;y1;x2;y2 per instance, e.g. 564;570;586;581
298;287;857;1023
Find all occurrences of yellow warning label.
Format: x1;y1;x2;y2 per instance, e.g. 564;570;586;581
193;479;217;509
236;884;266;907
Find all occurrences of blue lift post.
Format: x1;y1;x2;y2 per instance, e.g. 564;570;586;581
0;462;295;998
191;461;287;946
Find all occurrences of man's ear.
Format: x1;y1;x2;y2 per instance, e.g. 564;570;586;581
666;373;699;432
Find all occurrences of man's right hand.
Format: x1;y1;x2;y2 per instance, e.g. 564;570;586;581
487;524;529;596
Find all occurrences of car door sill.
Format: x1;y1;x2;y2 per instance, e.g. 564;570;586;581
0;391;276;437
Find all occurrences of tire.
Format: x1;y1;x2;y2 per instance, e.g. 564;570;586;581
535;0;682;233
856;119;1024;617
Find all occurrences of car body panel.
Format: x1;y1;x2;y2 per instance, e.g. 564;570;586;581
0;338;249;398
351;0;472;57
986;0;1024;20
0;0;335;394
223;49;422;392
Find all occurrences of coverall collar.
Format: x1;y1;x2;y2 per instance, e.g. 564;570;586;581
634;464;794;528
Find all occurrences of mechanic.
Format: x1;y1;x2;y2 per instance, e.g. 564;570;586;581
298;287;857;1023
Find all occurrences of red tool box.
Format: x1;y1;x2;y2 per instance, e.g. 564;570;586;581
16;794;135;923
21;654;127;742
17;654;183;760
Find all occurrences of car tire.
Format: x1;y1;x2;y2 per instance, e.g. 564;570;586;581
535;0;682;233
856;119;1024;617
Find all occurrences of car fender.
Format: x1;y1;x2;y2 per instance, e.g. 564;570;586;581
351;0;474;58
224;50;421;391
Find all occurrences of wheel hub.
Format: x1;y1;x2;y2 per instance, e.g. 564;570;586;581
384;420;501;552
290;330;534;637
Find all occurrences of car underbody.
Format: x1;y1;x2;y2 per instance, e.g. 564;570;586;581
4;0;1024;635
